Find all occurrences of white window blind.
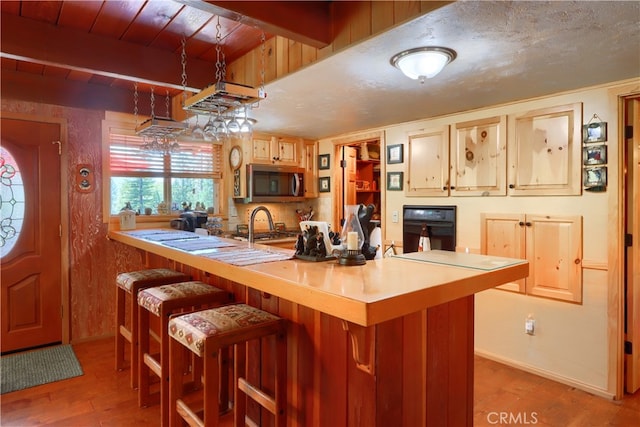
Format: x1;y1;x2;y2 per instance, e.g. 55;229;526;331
109;133;222;177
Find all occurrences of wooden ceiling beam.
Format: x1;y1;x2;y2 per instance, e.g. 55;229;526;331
0;13;217;93
1;69;153;116
176;0;332;48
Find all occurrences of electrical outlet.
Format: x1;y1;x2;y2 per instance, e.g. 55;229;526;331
392;210;399;223
525;317;535;335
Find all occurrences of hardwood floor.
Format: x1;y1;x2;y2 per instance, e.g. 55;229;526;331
1;337;639;426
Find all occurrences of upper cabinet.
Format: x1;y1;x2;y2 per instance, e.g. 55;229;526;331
250;135;302;166
451;116;507;196
407;126;450;196
405;103;582;197
406;118;508;197
507;103;582;196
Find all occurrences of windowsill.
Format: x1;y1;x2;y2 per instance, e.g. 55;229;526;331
107;213;228;229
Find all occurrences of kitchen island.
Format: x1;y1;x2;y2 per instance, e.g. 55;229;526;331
108;229;528;426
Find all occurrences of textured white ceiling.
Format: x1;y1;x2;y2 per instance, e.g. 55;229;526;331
250;0;640;140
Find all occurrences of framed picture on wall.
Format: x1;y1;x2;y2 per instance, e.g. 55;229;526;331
387;172;403;190
583;166;607;188
582;144;607;165
318;154;330;170
319;176;331;192
387;144;403;164
582;121;607;143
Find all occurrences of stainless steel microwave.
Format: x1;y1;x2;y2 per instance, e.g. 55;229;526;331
235;164;305;203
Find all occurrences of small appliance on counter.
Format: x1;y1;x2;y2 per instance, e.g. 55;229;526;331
170;211;208;232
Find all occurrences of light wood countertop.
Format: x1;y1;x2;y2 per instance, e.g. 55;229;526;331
108;229;528;327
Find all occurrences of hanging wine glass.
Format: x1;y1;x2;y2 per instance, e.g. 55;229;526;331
212;108;228;143
239;105;254;141
191;115;205;140
203;114;216;141
226;114;241;135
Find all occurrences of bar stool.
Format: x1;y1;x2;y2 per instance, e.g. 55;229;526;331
115;268;191;389
168;303;286;427
138;281;232;427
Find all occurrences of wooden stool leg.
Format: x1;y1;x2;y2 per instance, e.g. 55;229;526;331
203;342;221;427
115;286;126;371
160;308;170;427
275;331;287;427
138;306;151;408
234;342;247;427
219;346;230;413
169;333;185;427
130;287;139;389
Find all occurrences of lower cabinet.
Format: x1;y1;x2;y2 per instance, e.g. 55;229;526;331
481;213;583;303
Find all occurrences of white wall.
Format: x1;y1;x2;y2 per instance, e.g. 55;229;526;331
318;78;640;397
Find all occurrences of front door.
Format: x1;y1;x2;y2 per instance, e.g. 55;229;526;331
1;118;62;353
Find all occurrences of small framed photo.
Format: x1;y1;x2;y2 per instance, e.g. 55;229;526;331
387;144;404;164
583;122;607;143
583;166;607;188
319;176;331;192
387;171;403;191
318;154;330;170
583;144;607;165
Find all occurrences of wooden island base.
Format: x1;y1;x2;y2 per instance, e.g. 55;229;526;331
108;230;528;426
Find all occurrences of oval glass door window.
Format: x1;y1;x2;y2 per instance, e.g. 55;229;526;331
0;146;25;257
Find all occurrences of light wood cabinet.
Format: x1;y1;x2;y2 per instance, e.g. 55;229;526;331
406;104;581;197
303;140;318;198
451;116;507;196
507;103;582;196
481;212;583;303
407;126;450;196
406;118;508;197
250;134;302;166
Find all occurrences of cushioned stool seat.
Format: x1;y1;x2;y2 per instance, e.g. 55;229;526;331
115;268;191;389
138;281;231;427
169;303;286;427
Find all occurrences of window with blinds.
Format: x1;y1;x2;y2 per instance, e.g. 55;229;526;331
108;131;222;215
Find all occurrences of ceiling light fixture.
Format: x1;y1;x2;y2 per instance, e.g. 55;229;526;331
390;47;456;84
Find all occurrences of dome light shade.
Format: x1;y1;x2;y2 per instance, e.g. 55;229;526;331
390;47;456;83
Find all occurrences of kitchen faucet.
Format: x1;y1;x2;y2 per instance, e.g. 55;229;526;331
248;206;275;243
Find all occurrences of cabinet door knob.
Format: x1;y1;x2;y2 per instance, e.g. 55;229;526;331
450;186;455;190
509;184;515;189
525;222;532;227
442;186;448;190
519;221;525;226
574;259;581;264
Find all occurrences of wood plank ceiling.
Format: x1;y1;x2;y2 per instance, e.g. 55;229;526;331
0;0;332;114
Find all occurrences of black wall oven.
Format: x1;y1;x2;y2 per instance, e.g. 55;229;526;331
402;205;457;253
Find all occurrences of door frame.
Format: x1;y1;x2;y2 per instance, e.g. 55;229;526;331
330;131;385;234
620;94;640;394
1;111;70;346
